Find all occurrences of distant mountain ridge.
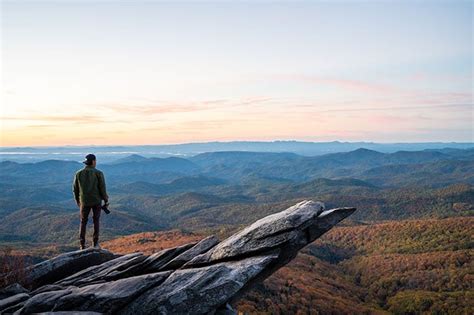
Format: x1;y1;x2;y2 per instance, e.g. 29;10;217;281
1;141;473;163
0;147;472;246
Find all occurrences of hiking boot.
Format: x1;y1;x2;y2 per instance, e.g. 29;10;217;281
93;243;101;249
80;244;86;250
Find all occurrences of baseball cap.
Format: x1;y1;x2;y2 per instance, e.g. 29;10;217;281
82;153;96;164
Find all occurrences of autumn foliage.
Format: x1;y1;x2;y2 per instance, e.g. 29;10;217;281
237;217;473;314
101;229;205;255
0;247;30;288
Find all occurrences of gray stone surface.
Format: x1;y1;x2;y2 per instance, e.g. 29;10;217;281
118;254;278;315
19;272;171;314
0;283;29;300
159;235;219;271
0;200;355;314
2;248;118;289
55;252;145;287
54;242;199;289
30;284;68;296
0;293;29;313
184;200;326;266
139;242;197;272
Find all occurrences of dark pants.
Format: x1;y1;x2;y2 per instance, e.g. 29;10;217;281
79;204;101;246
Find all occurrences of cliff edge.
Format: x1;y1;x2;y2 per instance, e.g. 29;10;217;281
0;200;356;314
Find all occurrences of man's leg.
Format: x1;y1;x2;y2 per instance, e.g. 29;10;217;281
92;204;101;247
79;205;92;249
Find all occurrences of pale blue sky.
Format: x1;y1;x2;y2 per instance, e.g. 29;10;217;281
1;0;472;146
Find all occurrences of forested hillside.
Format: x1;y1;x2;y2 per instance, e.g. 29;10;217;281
1;148;473;246
0;147;472;313
237;217;473;314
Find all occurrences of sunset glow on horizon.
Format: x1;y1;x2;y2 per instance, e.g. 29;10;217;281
1;1;472;147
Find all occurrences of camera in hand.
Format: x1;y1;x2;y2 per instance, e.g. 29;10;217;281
101;202;111;214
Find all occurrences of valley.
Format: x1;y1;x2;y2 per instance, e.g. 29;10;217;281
0;146;473;313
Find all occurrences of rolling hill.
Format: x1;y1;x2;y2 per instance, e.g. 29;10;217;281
0;146;473;313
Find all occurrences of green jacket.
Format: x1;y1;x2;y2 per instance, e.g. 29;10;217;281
73;165;108;206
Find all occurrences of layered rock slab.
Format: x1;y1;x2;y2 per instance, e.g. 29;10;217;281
0;200;356;314
183;200;356;304
18;272;171;314
2;248;118;290
118;254;278;315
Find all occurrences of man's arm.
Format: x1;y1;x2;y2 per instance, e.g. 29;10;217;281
98;171;109;202
73;173;80;206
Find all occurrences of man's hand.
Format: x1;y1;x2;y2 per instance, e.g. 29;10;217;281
76;200;81;208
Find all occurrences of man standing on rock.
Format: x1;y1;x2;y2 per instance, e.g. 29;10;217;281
73;154;109;250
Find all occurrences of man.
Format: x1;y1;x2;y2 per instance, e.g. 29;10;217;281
73;154;109;250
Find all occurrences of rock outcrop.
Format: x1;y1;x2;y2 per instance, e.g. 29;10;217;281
2;248;118;290
0;200;355;314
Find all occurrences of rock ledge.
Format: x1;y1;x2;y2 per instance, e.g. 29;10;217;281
0;200;355;314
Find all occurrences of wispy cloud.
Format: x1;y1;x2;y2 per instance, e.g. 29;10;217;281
276;74;398;94
2;114;106;123
95;97;275;116
25;124;59;128
309;103;473;113
97;103;207;115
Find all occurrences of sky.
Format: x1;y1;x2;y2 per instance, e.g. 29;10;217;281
1;0;472;146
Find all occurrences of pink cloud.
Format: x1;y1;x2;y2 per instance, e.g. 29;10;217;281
277;74;397;94
2;115;106;123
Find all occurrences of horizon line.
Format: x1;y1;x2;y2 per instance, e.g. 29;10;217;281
1;139;474;149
